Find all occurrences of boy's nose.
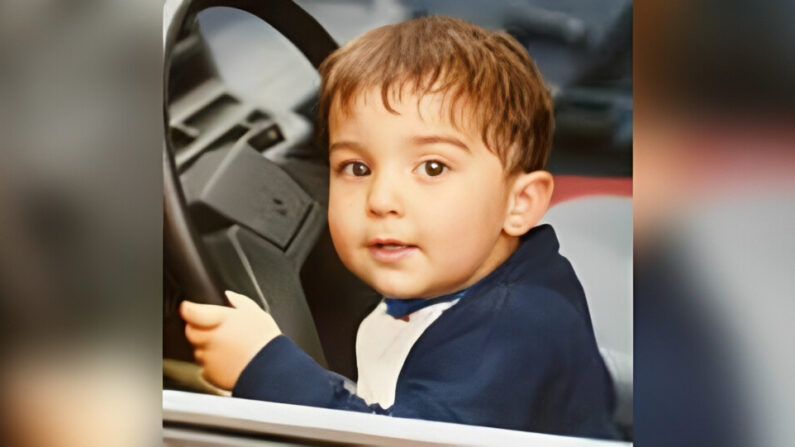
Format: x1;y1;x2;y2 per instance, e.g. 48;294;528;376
366;171;404;218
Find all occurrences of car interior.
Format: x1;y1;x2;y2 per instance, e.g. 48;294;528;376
163;0;633;441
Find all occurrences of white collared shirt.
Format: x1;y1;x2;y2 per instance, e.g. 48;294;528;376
355;298;460;408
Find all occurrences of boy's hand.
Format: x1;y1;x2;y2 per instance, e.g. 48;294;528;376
179;291;282;391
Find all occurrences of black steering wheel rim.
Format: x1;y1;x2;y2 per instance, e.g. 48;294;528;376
162;0;338;306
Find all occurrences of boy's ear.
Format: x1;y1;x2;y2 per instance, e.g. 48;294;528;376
503;171;554;237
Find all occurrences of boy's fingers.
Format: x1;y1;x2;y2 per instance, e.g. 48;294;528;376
184;324;214;347
180;300;225;328
225;290;258;310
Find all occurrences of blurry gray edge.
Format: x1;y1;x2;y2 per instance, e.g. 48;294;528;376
163;390;632;446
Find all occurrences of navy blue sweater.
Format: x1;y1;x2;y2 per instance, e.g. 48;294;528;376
233;225;618;439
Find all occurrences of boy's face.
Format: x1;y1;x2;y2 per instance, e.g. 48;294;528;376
327;88;517;299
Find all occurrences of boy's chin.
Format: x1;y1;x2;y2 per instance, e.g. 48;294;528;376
371;285;420;299
370;280;449;300
378;291;426;300
361;267;463;299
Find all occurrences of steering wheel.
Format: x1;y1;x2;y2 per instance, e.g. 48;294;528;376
163;0;341;368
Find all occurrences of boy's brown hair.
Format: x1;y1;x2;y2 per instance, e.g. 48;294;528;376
317;16;554;173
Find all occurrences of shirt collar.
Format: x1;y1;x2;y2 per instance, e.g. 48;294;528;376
384;290;466;319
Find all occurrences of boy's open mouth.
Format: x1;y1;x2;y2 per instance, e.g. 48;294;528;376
372;243;411;249
367;239;416;249
367;239;418;262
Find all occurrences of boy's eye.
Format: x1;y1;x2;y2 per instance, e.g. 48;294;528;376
342;161;371;177
419;160;447;177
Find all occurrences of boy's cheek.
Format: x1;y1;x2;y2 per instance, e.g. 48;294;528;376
327;201;350;240
327;214;358;269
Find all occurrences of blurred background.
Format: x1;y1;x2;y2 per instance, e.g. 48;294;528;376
634;1;795;446
0;0;793;445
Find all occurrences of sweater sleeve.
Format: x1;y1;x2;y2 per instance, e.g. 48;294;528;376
232;335;392;415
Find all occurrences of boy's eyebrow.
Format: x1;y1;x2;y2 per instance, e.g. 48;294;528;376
328;140;364;153
329;135;471;153
411;134;470;153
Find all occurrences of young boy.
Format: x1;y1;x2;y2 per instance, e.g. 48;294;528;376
180;16;617;439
